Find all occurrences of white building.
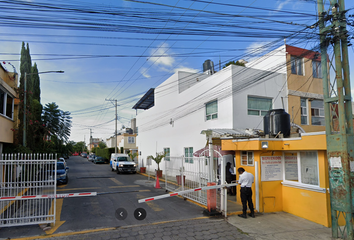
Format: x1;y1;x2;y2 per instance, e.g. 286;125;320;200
134;64;287;171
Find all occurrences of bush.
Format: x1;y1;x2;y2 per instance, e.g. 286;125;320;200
96;147;116;160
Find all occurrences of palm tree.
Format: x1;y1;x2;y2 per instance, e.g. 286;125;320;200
147;152;165;171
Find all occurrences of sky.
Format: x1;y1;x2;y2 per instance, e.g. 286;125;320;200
0;0;353;144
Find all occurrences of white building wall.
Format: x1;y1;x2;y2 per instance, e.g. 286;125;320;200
246;45;287;74
230;65;288;129
136;66;286;171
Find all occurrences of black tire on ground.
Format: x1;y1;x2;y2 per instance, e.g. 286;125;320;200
116;169;120;174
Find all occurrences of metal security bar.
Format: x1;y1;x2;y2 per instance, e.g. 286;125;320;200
164;156;219;208
0;154;57;227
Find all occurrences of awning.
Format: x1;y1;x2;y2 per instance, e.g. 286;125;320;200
193;145;234;157
200;128;260;138
132;88;155;110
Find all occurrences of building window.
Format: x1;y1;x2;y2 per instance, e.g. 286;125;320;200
312;61;322;78
291;56;303;75
300;98;308;125
184;147;193;163
0;89;4;115
284;152;319;186
205;100;217;120
311;100;324;126
6;95;13;118
128;136;135;144
248;96;272;116
0;89;13;119
164;148;170;161
241;151;254;166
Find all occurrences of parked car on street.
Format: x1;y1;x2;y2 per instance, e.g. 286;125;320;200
88;154;96;161
94;156;108;164
81;152;87;158
110;153;136;174
58;157;67;168
72;152;79;156
56;162;69;184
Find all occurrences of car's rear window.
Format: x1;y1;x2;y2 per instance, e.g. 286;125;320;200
57;163;65;170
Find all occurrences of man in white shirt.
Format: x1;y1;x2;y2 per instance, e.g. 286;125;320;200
237;167;255;218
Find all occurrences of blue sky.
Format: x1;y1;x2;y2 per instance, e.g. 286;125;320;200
0;0;353;143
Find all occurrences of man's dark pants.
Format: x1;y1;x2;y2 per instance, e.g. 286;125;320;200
240;187;254;215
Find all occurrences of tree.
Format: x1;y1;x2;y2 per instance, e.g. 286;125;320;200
98;141;107;149
42;102;72;143
223;60;245;69
18;42;33;145
31;63;40;103
147;152;165;171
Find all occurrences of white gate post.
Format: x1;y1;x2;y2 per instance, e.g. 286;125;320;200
220;156;228;217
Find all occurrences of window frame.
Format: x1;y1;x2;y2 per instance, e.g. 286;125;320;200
0;88;13;120
164;148;170;161
128;136;135;144
205;100;218;121
282;151;320;187
291;56;304;75
310;100;325;126
241;151;254;166
300;98;308;125
312;60;322;78
247;96;272;116
184;147;193;163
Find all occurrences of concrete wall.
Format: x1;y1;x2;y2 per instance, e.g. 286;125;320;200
0;116;13;143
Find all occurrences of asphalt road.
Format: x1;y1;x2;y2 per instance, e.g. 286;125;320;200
0;156;206;239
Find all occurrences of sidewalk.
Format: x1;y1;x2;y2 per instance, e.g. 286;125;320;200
227;211;336;240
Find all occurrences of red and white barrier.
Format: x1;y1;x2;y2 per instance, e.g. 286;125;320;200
138;183;237;203
0;192;97;201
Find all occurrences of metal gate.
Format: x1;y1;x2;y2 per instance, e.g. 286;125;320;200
0;154;57;227
164;156;219;208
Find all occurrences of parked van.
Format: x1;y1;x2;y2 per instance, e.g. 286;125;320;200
110;153;136;174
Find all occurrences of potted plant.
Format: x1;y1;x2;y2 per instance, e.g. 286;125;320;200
129;152;144;172
147;152;165;178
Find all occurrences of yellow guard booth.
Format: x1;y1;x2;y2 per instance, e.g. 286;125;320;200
222;131;333;227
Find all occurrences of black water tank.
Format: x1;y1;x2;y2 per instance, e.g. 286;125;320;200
263;109;290;137
203;60;214;74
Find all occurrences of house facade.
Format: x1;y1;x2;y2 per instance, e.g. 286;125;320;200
135;64;287;170
106;129;138;154
246;44;325;133
0;64;18;155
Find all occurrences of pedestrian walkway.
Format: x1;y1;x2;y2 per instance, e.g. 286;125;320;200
227;211;336;240
13;217;252;240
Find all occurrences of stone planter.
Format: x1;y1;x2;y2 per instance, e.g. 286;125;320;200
156;170;163;178
176;175;186;185
140;167;146;173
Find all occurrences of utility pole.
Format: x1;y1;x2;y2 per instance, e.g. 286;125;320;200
90;129;93;153
105;99;118;154
318;0;353;238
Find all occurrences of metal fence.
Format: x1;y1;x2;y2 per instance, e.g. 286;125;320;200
164;156;220;208
0;154;57;227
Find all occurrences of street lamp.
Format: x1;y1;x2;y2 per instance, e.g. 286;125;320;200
23;70;64;147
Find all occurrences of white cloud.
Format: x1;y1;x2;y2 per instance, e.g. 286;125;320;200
148;43;175;68
245;41;272;61
173;67;199;73
140;67;151;78
276;0;291;11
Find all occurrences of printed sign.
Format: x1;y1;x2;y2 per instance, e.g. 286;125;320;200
261;156;283;181
284;156;298;180
330;157;342;168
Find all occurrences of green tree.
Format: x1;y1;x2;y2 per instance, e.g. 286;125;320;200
98;141;107;149
223;60;245;69
42;102;72;143
147;152;165;171
18;42;33;146
31;63;40;103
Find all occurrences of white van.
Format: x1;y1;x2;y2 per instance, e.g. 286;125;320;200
110;153;136;174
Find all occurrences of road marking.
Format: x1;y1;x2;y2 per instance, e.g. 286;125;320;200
0;188;28;214
10;217;210;239
109;178;123;185
45;199;65;235
137;194;163;212
108;185;140;189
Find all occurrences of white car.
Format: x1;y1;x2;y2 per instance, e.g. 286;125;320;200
110;153;136;174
